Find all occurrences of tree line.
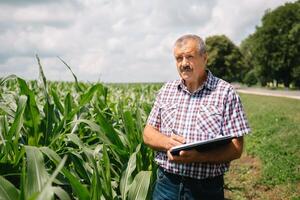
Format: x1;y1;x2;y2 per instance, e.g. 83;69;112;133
206;0;300;88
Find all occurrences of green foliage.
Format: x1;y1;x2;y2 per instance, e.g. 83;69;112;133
206;35;247;82
25;146;49;199
0;176;20;200
0;58;158;199
241;94;300;185
243;70;258;86
240;1;300;87
120;145;139;200
128;171;152;200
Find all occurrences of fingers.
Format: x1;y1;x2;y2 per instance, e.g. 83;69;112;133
167;150;174;160
171;133;185;144
167;150;199;164
167;150;188;163
179;150;186;156
165;134;185;150
167;150;185;163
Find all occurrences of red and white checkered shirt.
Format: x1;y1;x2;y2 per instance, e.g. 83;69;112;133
147;70;251;179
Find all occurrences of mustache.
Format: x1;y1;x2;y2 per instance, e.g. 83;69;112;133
180;65;192;72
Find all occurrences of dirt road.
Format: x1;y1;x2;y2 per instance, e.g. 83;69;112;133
236;87;300;100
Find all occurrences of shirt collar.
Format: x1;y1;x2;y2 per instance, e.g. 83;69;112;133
177;70;217;93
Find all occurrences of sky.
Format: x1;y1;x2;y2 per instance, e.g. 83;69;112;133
0;0;295;83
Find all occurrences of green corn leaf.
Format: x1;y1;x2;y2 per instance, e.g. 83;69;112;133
0;74;17;86
0;116;8;146
122;109;138;150
90;172;101;200
39;147;90;200
120;144;140;200
39;147;61;163
35;156;68;200
69;153;91;185
71;119;113;146
25;146;49;199
115;128;130;147
19;156;26;200
128;171;152;200
64;93;73;120
17;78;41;145
95;111;124;148
13;146;25;168
67;133;84;149
0;176;20;200
58;56;83;92
8;95;27;156
83;147;102;200
36;55;48;97
98;144;113;200
42;102;55;144
135;107;144;140
0;103;14;119
7;95;27;139
79;84;102;106
36;54;52;111
36;55;56;144
51;88;64;115
53;187;71;200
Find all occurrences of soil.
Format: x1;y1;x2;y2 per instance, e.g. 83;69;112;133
224;154;300;200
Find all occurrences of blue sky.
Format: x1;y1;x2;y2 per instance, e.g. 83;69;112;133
0;0;295;82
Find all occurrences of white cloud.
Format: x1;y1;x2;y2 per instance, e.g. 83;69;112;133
0;0;296;82
198;0;292;43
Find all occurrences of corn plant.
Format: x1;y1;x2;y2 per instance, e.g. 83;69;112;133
0;56;161;200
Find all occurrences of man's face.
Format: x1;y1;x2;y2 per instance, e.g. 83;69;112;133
174;39;207;84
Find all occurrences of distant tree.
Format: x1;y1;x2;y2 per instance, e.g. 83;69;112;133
289;23;300;87
243;69;258;86
205;35;247;82
240;35;259;86
241;1;300;87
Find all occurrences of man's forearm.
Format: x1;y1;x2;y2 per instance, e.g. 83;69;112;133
197;137;244;163
143;125;169;151
143;125;186;152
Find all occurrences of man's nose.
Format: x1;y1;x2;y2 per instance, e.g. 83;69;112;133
182;57;189;65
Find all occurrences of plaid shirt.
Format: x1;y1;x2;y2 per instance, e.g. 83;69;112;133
147;70;251;179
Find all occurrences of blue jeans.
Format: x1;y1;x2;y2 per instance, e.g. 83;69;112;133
152;167;224;200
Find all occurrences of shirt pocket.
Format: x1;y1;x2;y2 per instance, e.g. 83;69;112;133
160;103;177;134
196;105;223;138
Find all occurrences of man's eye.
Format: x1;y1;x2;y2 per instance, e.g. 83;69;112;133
176;57;183;62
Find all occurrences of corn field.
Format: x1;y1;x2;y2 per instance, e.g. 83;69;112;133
0;57;162;200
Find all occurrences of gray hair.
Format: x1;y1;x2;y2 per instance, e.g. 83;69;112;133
174;34;206;54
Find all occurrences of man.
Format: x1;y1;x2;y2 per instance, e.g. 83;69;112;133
143;34;250;200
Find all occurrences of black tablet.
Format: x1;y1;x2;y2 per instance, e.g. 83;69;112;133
170;135;236;156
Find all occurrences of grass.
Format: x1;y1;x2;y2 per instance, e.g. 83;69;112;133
225;93;300;199
240;94;300;185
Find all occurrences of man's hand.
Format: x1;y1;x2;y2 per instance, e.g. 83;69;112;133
167;137;244;164
164;133;186;150
167;149;200;163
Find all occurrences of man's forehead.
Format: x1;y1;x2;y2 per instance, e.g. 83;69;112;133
174;48;194;55
175;38;197;48
174;41;198;55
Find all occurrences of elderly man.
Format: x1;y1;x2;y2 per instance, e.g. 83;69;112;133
143;34;250;200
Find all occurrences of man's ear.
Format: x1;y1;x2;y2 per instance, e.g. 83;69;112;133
203;53;208;64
